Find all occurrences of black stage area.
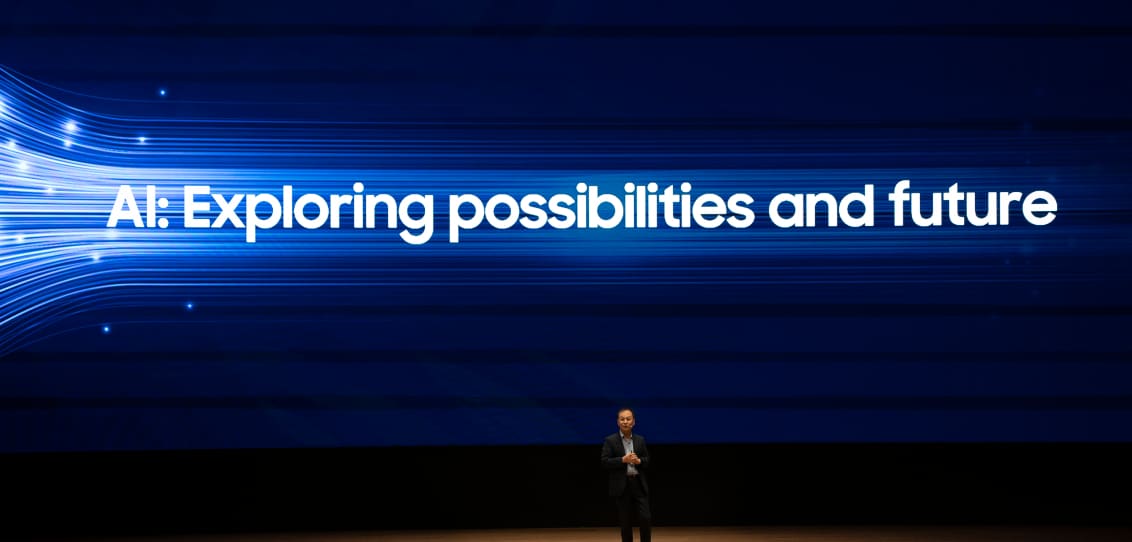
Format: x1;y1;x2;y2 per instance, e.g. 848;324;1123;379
6;443;1130;539
71;526;1132;542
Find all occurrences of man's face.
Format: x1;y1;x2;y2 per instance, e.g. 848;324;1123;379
618;410;635;434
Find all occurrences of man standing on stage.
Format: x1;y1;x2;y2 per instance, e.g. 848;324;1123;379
601;408;652;542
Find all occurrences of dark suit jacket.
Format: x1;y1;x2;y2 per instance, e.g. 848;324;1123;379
601;432;650;497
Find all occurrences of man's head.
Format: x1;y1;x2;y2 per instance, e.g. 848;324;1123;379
617;408;635;435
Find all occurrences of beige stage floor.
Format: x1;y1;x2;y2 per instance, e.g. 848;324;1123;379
88;526;1132;542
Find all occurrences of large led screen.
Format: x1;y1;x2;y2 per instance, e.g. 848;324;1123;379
1;3;1130;451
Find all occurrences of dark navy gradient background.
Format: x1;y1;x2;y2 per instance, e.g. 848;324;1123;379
2;1;1131;451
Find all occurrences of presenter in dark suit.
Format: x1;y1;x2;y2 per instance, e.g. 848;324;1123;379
601;408;651;542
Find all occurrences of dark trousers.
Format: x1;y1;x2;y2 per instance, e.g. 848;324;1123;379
614;476;651;542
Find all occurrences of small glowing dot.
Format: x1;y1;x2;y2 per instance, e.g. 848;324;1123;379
159;88;167;97
15;235;24;243
17;160;28;171
6;140;15;151
63;139;73;148
101;325;111;334
185;302;194;311
64;121;78;133
91;253;100;262
45;186;54;194
138;136;147;144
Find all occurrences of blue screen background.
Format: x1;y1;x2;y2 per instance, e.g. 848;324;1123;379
1;1;1130;451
